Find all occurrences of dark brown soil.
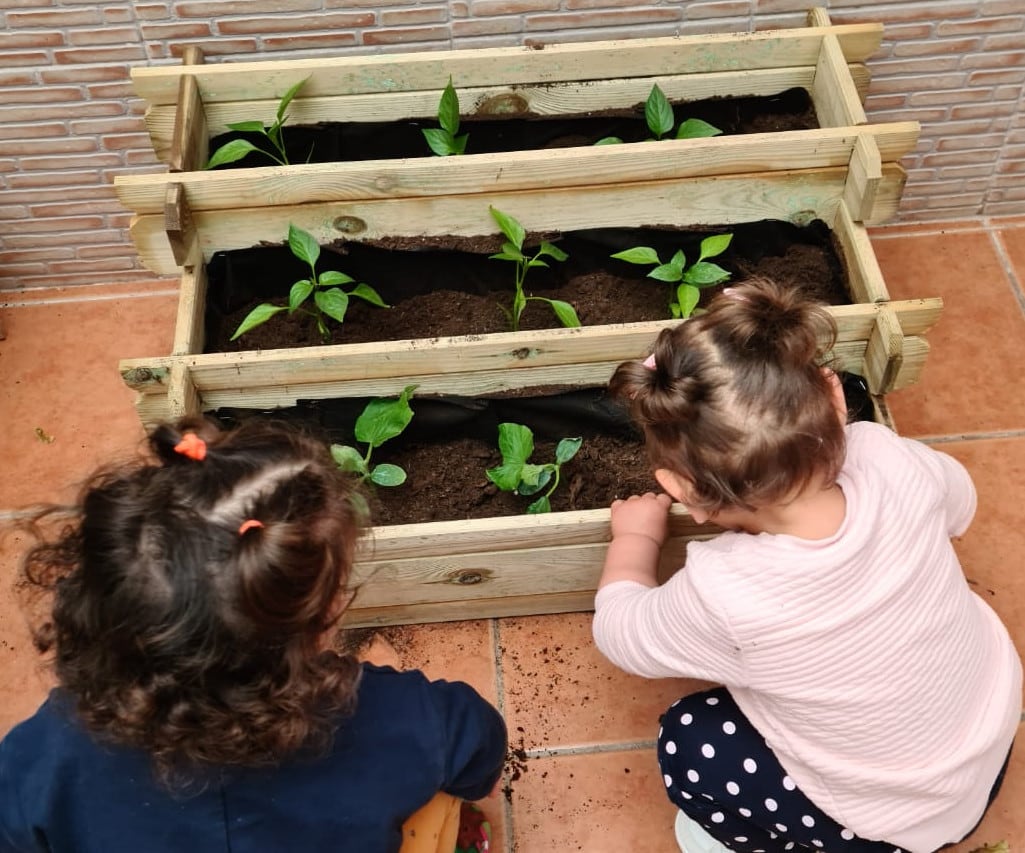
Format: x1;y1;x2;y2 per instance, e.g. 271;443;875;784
209;87;817;168
205;220;848;353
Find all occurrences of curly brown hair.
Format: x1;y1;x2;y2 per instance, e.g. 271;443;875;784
20;416;366;784
608;278;846;513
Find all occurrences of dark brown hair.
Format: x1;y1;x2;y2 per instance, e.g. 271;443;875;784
608;278;846;513
20;416;366;783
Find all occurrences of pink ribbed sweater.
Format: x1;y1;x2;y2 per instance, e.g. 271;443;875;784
593;421;1021;852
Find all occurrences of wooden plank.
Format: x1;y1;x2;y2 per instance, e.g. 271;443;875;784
831;200;890;303
116;122;921;217
163;183;199;268
864;305;904;395
891;335;931;392
843;133;882;223
130;26;884;105
167;361;200;418
812;33;869;126
168;47;207;173
171;258;207;356
141;65;872;157
125;165;908;275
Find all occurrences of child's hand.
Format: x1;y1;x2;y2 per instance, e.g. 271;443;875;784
610;492;672;547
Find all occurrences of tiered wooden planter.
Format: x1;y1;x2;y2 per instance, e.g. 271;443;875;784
114;12;942;627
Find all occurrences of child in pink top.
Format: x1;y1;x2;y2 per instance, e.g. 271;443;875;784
592;279;1021;853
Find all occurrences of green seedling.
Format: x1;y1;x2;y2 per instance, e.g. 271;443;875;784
488;206;578;332
595;84;722;145
486;422;582;514
205;77;310;168
331;385;418;487
611;233;733;319
423;77;468;156
231;223;389;342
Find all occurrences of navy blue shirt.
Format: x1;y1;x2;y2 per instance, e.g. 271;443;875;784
0;664;506;853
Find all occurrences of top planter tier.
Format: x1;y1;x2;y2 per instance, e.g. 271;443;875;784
115;8;918;275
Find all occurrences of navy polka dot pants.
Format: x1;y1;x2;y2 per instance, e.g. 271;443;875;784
657;687;907;853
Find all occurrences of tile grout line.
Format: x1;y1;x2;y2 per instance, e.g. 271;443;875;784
524;739;658;759
984;222;1025;321
490;618;515;853
920;430;1025;446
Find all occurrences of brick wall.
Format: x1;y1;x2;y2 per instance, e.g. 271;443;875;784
1;0;1022;290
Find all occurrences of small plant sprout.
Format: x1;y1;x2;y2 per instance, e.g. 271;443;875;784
595;84;722;145
488;206;579;332
422;77;468;156
611;233;733;319
331;385;418;487
231;223;389;342
205;77;310;169
486;423;582;514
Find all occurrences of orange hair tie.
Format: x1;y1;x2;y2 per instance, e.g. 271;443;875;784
238;519;264;536
173;432;207;461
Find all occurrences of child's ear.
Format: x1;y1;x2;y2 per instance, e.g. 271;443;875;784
654;468;689;503
822;367;848;426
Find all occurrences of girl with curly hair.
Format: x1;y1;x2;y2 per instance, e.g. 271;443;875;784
592;280;1020;853
0;417;506;852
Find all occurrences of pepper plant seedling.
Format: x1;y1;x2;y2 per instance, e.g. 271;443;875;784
595;84;722;145
611;233;733;319
331;385;418;487
205;77;310;169
486;422;582;514
231;223;389;342
488;206;579;332
422;77;468;156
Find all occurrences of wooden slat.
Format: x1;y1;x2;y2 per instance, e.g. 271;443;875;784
843;133;882;222
812;33;870;127
130;26;884;105
168;46;207;173
831;199;891;303
167;361;200;418
891;335;931;392
116;122;921;218
163;183;199;268
171;259;207;356
863;305;904;395
125;164;909;276
141;65;872;157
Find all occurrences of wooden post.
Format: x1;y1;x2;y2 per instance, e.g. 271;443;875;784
169;46;208;173
864;305;904;395
810;7;870;129
843;134;882;222
164;182;198;270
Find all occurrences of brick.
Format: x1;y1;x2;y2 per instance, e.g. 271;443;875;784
968;68;1025;86
0;159;20;174
452;35;522;48
50;257;137;274
67;27;142;47
0;32;64;49
0;263;49;277
879;24;935;41
936;133;1010;152
685;1;753;19
2;138;98;156
7;8;103;27
525;8;683;30
126;149;164;166
103;6;136;24
0;70;38;87
86;82;136;100
984;201;1025;216
19;154;123;171
0;206;31;219
2;87;85;105
469;0;559;13
921;150;1001;167
41;65;130;84
139;21;213;39
753;0;809;13
101;133;155;151
380;7;447;25
218;12;374;34
892;37;981;57
937;164;996;180
325;0;417;5
985;32;1025;51
993;84;1023;100
996;159;1025;175
982;0;1025;12
0;186;120;205
167;38;258;57
920;118;1002;137
77;244;143;260
0;122;72;141
936;16;1024;36
453;17;522;36
0;249;76;264
362;25;451;45
69;116;146;135
864;94;909;111
2;215;107;235
175;0;322;14
3;228;126;249
869;73;968;94
134;4;173;20
867;107;948;124
870;56;962;75
961;51;1025;70
951;101;1018;120
908;88;995;108
2;102;125;123
3;170;105;190
0;52;51;67
260;33;359;51
54;46;147;64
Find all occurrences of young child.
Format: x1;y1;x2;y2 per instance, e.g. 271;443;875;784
0;417;506;853
592;279;1021;853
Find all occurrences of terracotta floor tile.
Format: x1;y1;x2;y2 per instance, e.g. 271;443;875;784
0;293;177;508
498;612;710;751
507;747;678;850
871;228;1025;438
996;223;1025;291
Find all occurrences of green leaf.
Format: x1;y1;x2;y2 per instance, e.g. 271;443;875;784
496;422;534;467
452;133;469;155
205;139;261;169
370;464;407;487
423;128;457;157
594;136;623;145
555;437;582;464
349;283;389;308
276;76;309;125
288;223;320;267
648;263;683;283
611;246;660;266
682;261;731;287
489;206;525;251
539;241;568;262
438;77;461;136
486;462;523;492
548;299;581;328
698;233;733;261
318;270;355;287
670;249;686;270
526;258;549;270
225;120;267;134
527;495;551;514
288;279;313;312
330;444;368;477
230;303;286;340
314;288;349;325
676;118;723;139
517;465;552;495
644;84;675;140
676;283;701;319
355;385;417;449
